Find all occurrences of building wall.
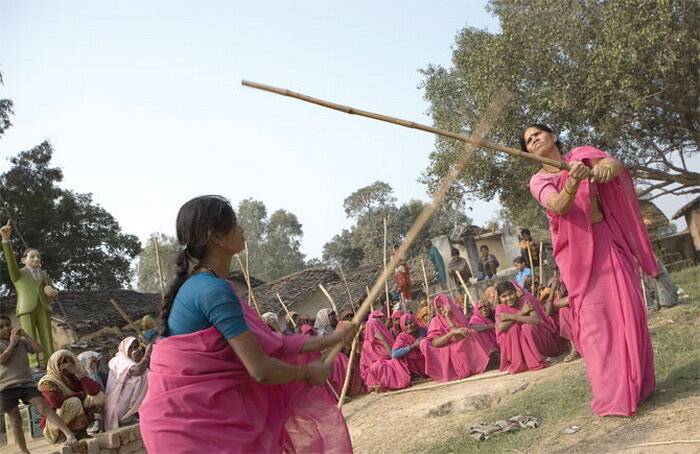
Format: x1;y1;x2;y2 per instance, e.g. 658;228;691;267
687;210;700;251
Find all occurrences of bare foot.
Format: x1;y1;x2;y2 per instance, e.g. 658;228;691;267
64;433;78;450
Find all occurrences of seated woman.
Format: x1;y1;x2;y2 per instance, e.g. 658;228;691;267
314;308;337;336
282;312;300;335
389;310;403;338
261;312;282;333
495;281;564;374
419;295;490;383
104;337;152;430
391;313;428;379
552;278;580;362
334;319;367;397
77;351;106;390
359;311;411;391
468;301;498;355
38;350;105;442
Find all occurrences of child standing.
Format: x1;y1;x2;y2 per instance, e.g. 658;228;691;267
0;315;76;452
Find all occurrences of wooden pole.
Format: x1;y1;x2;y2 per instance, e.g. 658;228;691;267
153;236;166;307
313;89;510;366
455;271;474;315
236;254;262;316
420;259;433;318
339;267;356;314
110;299;143;339
526;244;536;295
383;217;390;317
276;293;297;330
538;241;544;291
241;80;570;171
385;371;509;396
318;284;339;315
337;329;362;410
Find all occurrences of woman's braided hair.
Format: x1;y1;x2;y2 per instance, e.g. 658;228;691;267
159;195;236;336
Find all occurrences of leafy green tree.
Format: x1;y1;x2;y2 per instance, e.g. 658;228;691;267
231;198;307;281
421;0;699;226
0;143;141;290
322;182;471;268
134;233;179;293
0;73;13;138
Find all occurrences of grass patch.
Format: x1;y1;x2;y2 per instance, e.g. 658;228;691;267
423;266;700;454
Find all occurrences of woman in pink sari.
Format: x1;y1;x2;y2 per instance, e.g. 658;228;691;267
495;281;563;374
103;337;151;430
391;313;428;379
419;295;490;383
139;196;353;453
524;124;657;416
389;310;403;338
468;302;498;354
550;278;580;362
359;311;411;391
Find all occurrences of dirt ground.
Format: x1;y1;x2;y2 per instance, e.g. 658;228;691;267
344;300;700;454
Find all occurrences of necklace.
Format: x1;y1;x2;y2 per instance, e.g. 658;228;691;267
541;166;562;174
194;264;220;278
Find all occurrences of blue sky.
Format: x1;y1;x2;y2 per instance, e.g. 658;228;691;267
0;1;691;261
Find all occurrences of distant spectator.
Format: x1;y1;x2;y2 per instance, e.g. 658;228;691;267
261;312;281;333
513;257;532;287
104;337;152;430
477;245;500;280
447;248;471;288
415;293;430;326
424;240;447;288
519;229;539;268
392;244;413;303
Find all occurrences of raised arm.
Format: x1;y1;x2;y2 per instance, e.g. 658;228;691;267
0;221;21;283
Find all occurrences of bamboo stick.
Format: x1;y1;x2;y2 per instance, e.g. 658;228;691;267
110;299;144;339
318;284;339;315
610;440;700;452
337;329;362;410
316;89;510;366
339;267;356;314
538;241;544;292
383;217;390;317
526;244;536;295
385;371;509;396
153;236;166;307
455;271;474;315
276;293;297;330
420;259;433;318
241;80;570;171
236;254;262;316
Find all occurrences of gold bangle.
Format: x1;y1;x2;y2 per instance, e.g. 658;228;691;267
319;335;327;349
563;182;577;196
603;163;615;175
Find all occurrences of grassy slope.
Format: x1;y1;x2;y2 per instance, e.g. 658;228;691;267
424;266;700;454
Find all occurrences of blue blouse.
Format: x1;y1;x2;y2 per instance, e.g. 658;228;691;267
165;272;249;339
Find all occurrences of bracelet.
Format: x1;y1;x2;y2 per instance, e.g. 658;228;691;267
563;182;577;196
319;335;327;349
602;163;616;175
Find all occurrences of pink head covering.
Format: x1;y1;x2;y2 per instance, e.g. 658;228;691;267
431;294;470;331
391;310;403;320
399;313;425;333
300;324;316;336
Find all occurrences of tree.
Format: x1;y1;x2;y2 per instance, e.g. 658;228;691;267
0;143;141;290
420;0;699;226
0;73;13;138
231;198;307;281
134;233;179;293
322;182;471;268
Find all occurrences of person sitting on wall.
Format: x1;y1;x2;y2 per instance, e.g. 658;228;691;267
477;245;500;280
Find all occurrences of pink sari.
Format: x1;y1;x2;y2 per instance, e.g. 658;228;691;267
530;146;657;416
139;282;352;453
468;303;498;354
419;295;490;383
392;314;427;378
359;311;411;391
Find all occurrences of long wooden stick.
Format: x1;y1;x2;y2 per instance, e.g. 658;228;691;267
610;440;700;452
241;80;569;171
153;236;166;307
337;328;362;410
386;371;509;396
455;271;474;315
236;254;262;316
538;241;544;292
318;284;339;315
110;299;143;339
276;293;297;330
383;217;390;317
318;89;510;366
526;244;536;295
339;267;356;314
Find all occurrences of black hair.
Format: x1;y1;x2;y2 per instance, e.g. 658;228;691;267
496;280;516;296
0;315;12;325
513;256;526;264
159;195;236;336
21;248;39;259
520;228;531;236
479;245;489;250
519;123;563;153
451;248;460;256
